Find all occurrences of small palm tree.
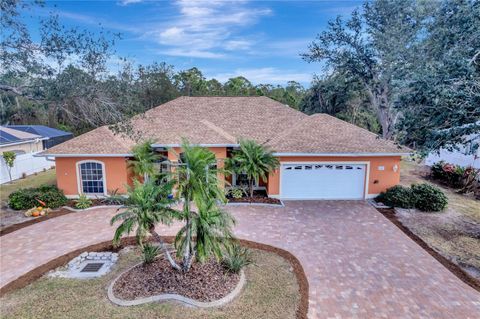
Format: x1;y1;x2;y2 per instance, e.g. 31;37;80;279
129;139;160;182
173;141;234;272
111;179;181;270
227;139;279;198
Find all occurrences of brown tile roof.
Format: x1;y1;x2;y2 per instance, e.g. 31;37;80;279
44;97;408;156
44;126;135;155
265;114;408;154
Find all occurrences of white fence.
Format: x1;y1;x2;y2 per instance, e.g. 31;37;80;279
0;152;54;184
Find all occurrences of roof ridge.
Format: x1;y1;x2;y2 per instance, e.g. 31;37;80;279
200;120;237;143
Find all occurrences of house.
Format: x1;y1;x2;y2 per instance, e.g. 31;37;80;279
0;125;73;184
6;125;74;149
40;96;410;199
1;126;48;183
425;131;479;169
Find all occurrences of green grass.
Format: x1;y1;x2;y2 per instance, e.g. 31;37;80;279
0;248;300;319
0;169;57;203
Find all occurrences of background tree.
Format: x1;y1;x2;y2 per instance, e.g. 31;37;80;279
302;0;424;139
396;0;480;152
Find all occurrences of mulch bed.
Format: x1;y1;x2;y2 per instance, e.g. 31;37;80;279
0;208;72;237
113;257;240;302
377;207;480;292
228;196;282;205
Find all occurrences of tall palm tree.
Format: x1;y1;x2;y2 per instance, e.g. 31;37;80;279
227;139;279;198
129;139;160;182
173;141;234;272
111;179;181;270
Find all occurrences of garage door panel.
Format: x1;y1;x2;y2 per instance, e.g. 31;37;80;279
280;163;366;200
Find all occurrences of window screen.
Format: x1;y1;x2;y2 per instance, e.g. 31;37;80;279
79;162;104;194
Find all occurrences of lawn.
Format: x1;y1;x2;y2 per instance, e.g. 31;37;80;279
0;247;300;319
0;169;57;204
398;161;480;279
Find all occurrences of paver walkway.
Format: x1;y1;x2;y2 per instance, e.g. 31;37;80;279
1;201;479;318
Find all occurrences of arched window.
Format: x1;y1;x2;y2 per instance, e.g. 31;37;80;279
77;161;105;195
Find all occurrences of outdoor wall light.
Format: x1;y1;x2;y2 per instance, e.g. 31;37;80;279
393;164;398;172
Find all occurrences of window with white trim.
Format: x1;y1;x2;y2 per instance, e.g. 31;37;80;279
79;162;104;194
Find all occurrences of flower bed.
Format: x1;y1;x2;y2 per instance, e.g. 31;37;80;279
226;189;282;205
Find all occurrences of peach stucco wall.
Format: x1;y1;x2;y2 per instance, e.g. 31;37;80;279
55;157;131;196
267;156;402;197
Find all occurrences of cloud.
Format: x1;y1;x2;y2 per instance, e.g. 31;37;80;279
118;0;143;6
145;0;271;59
209;67;313;85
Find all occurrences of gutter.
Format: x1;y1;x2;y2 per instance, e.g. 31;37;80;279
272;152;412;157
35;153;133;158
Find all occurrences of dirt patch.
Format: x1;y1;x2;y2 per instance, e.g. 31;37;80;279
0;208;72;237
113;257;240;302
377;208;480;292
0;237;308;319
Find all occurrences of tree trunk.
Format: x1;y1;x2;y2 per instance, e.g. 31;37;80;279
249;178;254;200
182;196;193;272
149;226;181;271
365;83;396;139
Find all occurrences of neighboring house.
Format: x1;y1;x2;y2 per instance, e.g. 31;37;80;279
6;125;74;149
0;126;72;184
40;96;409;199
425;132;480;169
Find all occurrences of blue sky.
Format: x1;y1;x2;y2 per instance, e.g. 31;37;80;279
38;0;363;86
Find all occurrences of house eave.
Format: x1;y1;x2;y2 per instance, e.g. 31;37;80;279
272;152;412;157
35;153;133;158
151;143;239;148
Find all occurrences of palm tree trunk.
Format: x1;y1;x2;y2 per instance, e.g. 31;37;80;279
182;195;192;272
249;178;254;200
149;226;181;271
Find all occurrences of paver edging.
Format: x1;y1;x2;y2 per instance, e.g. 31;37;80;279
61;205;123;212
107;264;245;307
225;201;285;208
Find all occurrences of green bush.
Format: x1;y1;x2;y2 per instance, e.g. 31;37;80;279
228;187;246;199
222;243;253;274
376;185;416;209
142;243;160;264
8;185;67;210
75;194;93;209
411;183;448;212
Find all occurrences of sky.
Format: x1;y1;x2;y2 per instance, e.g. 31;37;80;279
34;0;363;86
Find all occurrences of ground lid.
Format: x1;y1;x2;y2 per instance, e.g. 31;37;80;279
81;262;105;273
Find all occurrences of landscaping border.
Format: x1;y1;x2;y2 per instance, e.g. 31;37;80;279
0;237;309;319
108;266;245;307
376;207;480;293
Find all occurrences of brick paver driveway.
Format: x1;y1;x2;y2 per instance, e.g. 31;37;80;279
1;201;479;318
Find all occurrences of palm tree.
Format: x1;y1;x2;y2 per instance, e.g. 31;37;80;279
129;139;160;182
110;179;181;270
173;141;234;272
227;139;279;198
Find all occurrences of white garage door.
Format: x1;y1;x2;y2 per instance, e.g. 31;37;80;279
280;163;366;200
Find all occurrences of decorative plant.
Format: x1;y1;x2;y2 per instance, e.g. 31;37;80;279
222;243;253;274
75;194;93;209
228;187;246;199
2;151;16;182
226;139;279;198
8;185;67;210
128;139;161;182
141;243;160;264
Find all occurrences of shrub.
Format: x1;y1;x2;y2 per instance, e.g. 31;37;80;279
8;185;67;210
222;243;253;274
411;183;448;212
376;185;416;209
142;243;160;264
75;194;93;209
430;161;466;188
228;187;245;199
